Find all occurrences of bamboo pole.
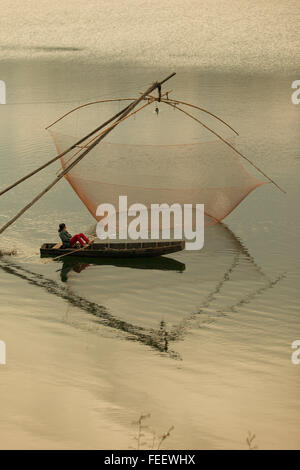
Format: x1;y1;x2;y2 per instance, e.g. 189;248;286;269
142;94;239;135
0;100;153;235
163;100;286;194
58;98;156;174
51;240;95;261
0;73;176;235
163;98;239;136
0;101;134;197
55;89;172;173
0;73;175;198
45;98;136;130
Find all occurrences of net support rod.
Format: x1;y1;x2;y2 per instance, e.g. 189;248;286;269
0;100;153;235
0;72;176;234
164;98;239;136
0;71;175;198
59;91;172;172
163;100;286;194
0;102;133;197
143;94;239;136
45;98;136;130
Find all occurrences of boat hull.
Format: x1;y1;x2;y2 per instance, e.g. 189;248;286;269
40;241;185;258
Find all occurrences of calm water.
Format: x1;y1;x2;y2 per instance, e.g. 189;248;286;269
0;0;300;450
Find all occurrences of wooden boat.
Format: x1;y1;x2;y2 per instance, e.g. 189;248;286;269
40;240;185;258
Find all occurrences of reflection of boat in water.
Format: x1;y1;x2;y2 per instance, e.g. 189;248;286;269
0;223;285;360
40;240;185;259
59;255;186;282
0;257;180;358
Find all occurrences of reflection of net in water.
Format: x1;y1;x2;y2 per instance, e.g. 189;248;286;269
0;223;284;360
48;100;266;227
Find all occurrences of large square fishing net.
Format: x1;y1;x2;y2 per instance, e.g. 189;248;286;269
48;99;266;227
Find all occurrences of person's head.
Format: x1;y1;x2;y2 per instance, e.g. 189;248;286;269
58;223;66;233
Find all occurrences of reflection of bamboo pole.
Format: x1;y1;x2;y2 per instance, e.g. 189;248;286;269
164;100;286;194
0;73;176;234
0;258;181;359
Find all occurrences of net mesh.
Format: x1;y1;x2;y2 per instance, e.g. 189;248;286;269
48;100;265;227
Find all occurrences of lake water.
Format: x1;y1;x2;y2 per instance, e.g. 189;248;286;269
0;0;300;450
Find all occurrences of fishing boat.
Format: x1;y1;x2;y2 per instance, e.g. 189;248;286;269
40;240;185;258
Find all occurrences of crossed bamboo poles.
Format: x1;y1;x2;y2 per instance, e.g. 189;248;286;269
0;73;176;234
0;71;285;236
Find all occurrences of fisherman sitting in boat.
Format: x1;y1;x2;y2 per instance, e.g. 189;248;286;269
58;223;90;248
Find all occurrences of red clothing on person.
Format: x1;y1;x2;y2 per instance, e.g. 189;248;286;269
69;233;90;247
